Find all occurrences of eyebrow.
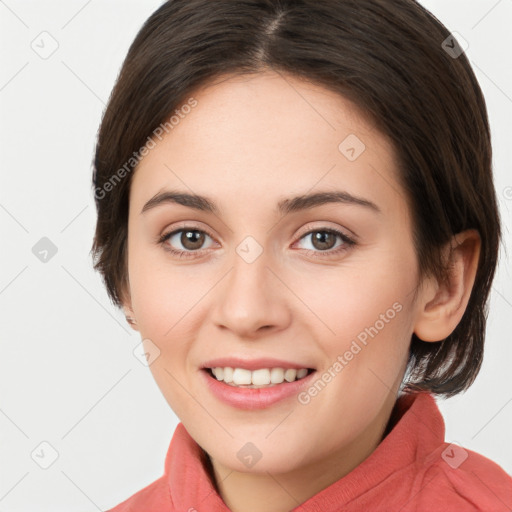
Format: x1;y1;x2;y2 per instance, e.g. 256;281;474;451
140;189;381;216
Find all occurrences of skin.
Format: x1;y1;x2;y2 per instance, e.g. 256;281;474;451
122;70;480;512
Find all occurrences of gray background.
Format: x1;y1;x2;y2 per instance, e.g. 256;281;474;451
0;1;511;510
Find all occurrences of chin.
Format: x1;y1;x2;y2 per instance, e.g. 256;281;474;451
225;454;304;475
204;436;310;475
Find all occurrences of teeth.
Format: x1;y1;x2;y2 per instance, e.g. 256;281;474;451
270;367;284;383
284;369;297;382
296;368;308;379
223;366;234;383
209;366;311;387
252;369;270;386
232;368;252;385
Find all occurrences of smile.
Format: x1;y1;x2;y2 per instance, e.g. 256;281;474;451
207;367;313;387
200;358;317;410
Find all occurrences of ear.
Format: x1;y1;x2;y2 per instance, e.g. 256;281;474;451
413;229;481;342
122;305;139;331
120;288;139;332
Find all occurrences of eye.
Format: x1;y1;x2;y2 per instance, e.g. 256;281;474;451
158;226;216;258
294;228;356;257
158;225;356;259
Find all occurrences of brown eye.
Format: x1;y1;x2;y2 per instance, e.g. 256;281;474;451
310;231;338;251
180;230;206;250
297;229;354;254
160;228;215;256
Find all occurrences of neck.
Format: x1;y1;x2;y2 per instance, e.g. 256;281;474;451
208;394;398;512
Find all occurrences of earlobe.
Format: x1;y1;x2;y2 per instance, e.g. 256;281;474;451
121;297;139;331
119;280;139;331
413;229;481;343
125;313;139;330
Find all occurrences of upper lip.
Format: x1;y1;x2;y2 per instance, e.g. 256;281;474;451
201;357;315;371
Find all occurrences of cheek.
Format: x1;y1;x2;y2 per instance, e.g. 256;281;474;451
300;260;416;352
128;241;204;336
292;251;417;411
128;251;204;414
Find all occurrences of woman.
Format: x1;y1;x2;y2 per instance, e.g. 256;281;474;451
91;0;512;510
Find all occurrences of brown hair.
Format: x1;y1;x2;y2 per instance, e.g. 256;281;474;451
91;0;501;398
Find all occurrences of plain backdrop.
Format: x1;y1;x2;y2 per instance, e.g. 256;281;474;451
0;1;511;510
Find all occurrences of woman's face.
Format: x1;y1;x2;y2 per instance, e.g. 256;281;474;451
125;70;425;475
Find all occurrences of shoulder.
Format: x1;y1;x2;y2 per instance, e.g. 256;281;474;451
104;474;171;512
415;443;512;511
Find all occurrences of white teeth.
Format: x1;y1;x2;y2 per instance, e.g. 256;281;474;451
209;366;311;387
270;367;284;383
223;366;234;383
251;369;270;386
284;369;297;382
232;368;252;385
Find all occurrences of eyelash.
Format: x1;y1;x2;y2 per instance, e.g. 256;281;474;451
157;224;356;260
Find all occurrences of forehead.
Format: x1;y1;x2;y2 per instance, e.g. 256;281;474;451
165;70;382;156
130;70;404;218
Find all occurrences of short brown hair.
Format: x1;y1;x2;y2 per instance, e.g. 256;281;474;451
91;0;501;398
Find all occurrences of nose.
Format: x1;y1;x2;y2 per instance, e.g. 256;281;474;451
211;246;291;339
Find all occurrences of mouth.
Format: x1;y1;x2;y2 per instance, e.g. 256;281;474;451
203;366;315;388
199;357;318;409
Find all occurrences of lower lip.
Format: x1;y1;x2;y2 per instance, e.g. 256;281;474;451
201;369;316;410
